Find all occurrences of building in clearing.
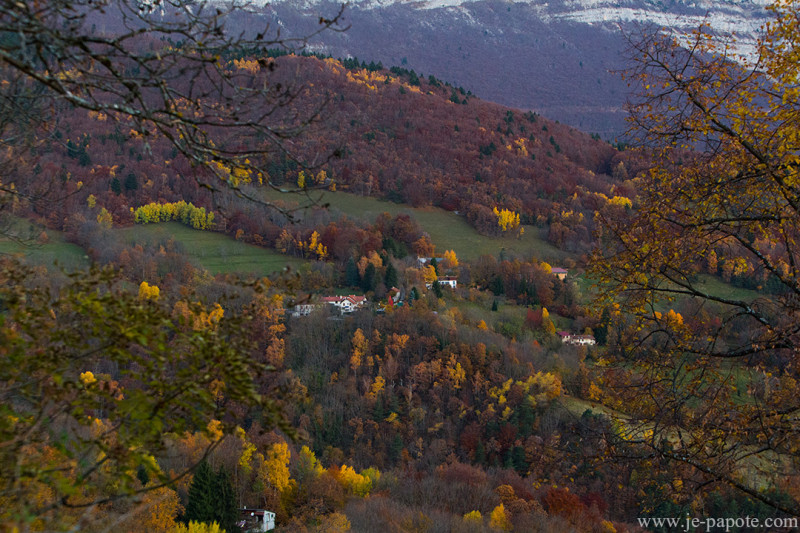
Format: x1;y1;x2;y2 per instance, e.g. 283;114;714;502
551;267;568;281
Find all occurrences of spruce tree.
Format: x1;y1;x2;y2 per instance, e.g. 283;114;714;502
124;172;138;191
185;461;216;524
432;280;443;298
213;468;239;533
384;261;398;288
345;257;360;287
185;461;239;532
361;263;377;293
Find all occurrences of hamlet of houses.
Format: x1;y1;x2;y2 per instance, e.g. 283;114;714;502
292;295;367;317
291;262;571;320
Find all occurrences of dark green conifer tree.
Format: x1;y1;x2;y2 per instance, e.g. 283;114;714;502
345;257;360;288
432;280;443;298
361;263;377;293
185;461;239;532
384;261;398;288
185;461;216;524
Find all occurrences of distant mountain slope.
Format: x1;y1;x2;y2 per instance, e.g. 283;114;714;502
228;0;768;137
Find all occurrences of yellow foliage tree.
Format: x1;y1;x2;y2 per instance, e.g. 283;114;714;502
303;230;328;260
422;264;438;284
489;504;512;531
334;465;373;497
171;521;224;533
296;445;324;484
138;281;160;301
350;328;368;376
441;249;459;270
97;207;113;229
493;207;521;233
261;441;291;495
122;487;183;533
134;201;215;230
463;510;483;525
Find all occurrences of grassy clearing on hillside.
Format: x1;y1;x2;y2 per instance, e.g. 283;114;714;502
694;274;762;302
263;189;568;262
0;219;89;270
117;223;308;276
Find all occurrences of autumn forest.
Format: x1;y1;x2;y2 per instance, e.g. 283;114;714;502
1;1;800;532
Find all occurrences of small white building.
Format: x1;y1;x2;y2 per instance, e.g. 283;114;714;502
551;267;568;281
239;508;275;532
426;276;457;290
321;295;367;313
558;331;596;346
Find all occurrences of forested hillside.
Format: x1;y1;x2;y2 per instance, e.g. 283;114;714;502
9;49;629;259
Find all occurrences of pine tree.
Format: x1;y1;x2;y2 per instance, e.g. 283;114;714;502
185;462;238;532
595;307;610;346
124;172;138;191
345;257;360;288
212;468;238;533
409;287;419;302
361;263;377;293
185;461;216;524
432;280;443;298
384;261;398;288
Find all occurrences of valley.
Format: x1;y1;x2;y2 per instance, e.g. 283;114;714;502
1;1;798;531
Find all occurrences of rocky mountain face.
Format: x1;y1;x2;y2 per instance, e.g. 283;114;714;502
232;0;768;138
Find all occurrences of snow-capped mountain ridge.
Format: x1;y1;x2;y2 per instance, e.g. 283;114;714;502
239;0;770;136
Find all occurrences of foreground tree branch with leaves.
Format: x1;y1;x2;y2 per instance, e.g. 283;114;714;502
0;260;290;529
591;0;800;515
0;1;339;529
0;0;345;216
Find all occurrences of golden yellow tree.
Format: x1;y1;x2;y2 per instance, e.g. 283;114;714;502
261;441;291;495
489;504;512;531
441;249;459;270
139;281;160;301
350;328;368;377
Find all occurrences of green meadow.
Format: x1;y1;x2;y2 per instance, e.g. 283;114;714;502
0;220;89;271
0;217;306;277
263;189;569;262
117;222;308;276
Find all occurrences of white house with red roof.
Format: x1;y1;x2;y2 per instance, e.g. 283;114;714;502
321;295;367;313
